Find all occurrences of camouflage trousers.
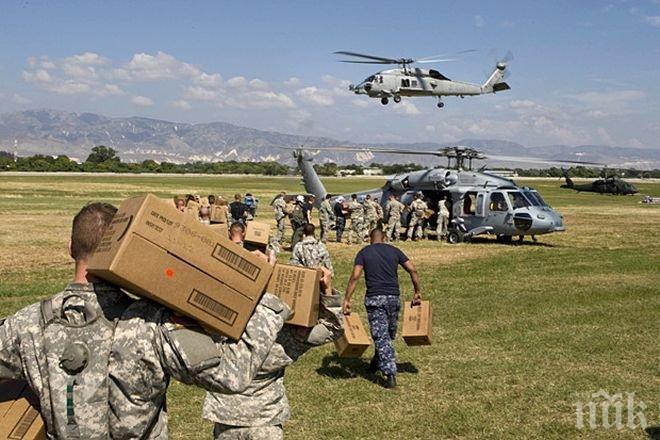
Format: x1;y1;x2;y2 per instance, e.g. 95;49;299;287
274;217;286;243
407;216;425;239
385;218;401;242
436;214;449;239
365;217;378;236
365;295;401;376
347;218;364;244
320;218;332;243
214;423;283;440
291;223;304;249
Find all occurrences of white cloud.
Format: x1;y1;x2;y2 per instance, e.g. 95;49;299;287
131;95;154;106
193;72;222;88
249;79;269;90
474;15;486;28
66;52;108;66
170;99;192;110
351;99;369;108
284;77;300;87
424;125;435;132
227;76;247;88
393;101;421;116
296;86;334;106
184;86;219;101
224;90;295;109
509;99;538;109
643;15;660;26
123;51;200;81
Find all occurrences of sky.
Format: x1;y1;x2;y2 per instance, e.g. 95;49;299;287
0;0;659;148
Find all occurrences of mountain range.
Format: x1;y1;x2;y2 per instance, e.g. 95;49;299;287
1;109;658;169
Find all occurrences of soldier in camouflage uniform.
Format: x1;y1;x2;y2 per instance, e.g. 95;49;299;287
384;194;405;242
363;194;379;236
204;224;343;439
436;197;450;240
318;193;334;244
289;195;306;249
289;223;334;275
343;229;421;389
0;202;289;439
407;193;428;241
347;194;365;245
272;191;287;246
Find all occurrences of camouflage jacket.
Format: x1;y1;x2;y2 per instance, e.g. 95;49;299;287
385;200;405;221
318;200;334;222
289;236;334;275
410;199;428;218
438;200;450;216
290;203;305;226
364;199;378;219
203;295;343;427
0;283;287;439
273;197;287;221
348;200;364;220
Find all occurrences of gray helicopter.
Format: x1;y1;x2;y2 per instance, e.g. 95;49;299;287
335;50;511;108
291;146;601;244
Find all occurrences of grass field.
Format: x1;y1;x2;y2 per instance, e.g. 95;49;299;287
0;173;658;439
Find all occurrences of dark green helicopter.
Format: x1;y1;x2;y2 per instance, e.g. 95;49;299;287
561;169;638;195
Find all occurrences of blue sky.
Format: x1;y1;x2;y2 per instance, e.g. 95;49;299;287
1;0;659;148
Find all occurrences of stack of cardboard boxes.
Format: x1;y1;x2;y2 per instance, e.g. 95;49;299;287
88;194;325;339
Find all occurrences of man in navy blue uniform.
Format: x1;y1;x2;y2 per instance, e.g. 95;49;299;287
343;228;421;389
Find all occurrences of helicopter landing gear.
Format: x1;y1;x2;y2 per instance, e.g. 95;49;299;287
437;98;444;108
447;230;468;244
393;95;402;103
381;97;389;105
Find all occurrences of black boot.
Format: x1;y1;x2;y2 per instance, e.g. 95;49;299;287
385;374;397;389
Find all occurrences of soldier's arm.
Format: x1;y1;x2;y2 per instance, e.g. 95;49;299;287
288;245;303;266
322;246;334;275
157;293;290;394
0;316;24;380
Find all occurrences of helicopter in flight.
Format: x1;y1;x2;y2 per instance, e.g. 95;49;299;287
289;145;600;244
335;50;511;108
560;169;638;195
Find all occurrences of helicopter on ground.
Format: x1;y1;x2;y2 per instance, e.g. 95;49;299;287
289;145;600;244
335;50;511;108
560;169;638;195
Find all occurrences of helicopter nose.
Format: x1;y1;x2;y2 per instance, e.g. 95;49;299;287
364;82;372;92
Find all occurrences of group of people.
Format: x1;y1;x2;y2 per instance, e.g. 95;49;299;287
174;192;258;225
271;190;453;247
0;192;424;438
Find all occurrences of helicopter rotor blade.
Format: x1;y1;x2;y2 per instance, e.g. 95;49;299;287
338;60;395;64
483;154;604;167
416;49;478;62
333;51;398;64
416;58;457;64
280;146;448;157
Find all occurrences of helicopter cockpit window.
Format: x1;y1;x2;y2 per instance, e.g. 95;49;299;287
366;75;376;83
507;191;530;209
401;78;410;87
411;80;418;87
523;190;548;207
489;192;508;211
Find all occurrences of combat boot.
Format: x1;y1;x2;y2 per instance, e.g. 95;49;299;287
385;374;397;389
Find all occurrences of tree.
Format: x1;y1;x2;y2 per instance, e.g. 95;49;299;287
85;145;120;164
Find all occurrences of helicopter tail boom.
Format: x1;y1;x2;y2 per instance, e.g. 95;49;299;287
482;65;509;94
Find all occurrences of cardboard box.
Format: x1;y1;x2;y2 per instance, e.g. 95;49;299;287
245;221;270;247
185;200;200;220
88;194;273;340
402;301;432;346
208;223;228;238
210;205;228;224
0;380;45;440
335;313;371;358
266;264;320;327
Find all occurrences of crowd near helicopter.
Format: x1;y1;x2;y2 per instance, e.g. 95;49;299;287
289;145;601;244
561;169;638;195
335;50;512;108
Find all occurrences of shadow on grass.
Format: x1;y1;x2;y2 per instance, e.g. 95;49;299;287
316;353;418;386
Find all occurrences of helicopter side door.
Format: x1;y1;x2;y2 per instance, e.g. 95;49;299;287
486;191;514;233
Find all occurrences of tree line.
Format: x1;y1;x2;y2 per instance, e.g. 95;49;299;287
1;146;658;178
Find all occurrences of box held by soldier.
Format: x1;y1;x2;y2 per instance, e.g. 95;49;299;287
402;300;433;346
335;313;371;358
244;221;270;252
208;222;229;238
266;263;320;327
88;194;273;340
0;380;46;440
210;204;227;224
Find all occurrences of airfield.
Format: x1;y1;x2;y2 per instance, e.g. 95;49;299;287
0;173;658;439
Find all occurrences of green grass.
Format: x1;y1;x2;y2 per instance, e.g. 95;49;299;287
0;173;658;439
